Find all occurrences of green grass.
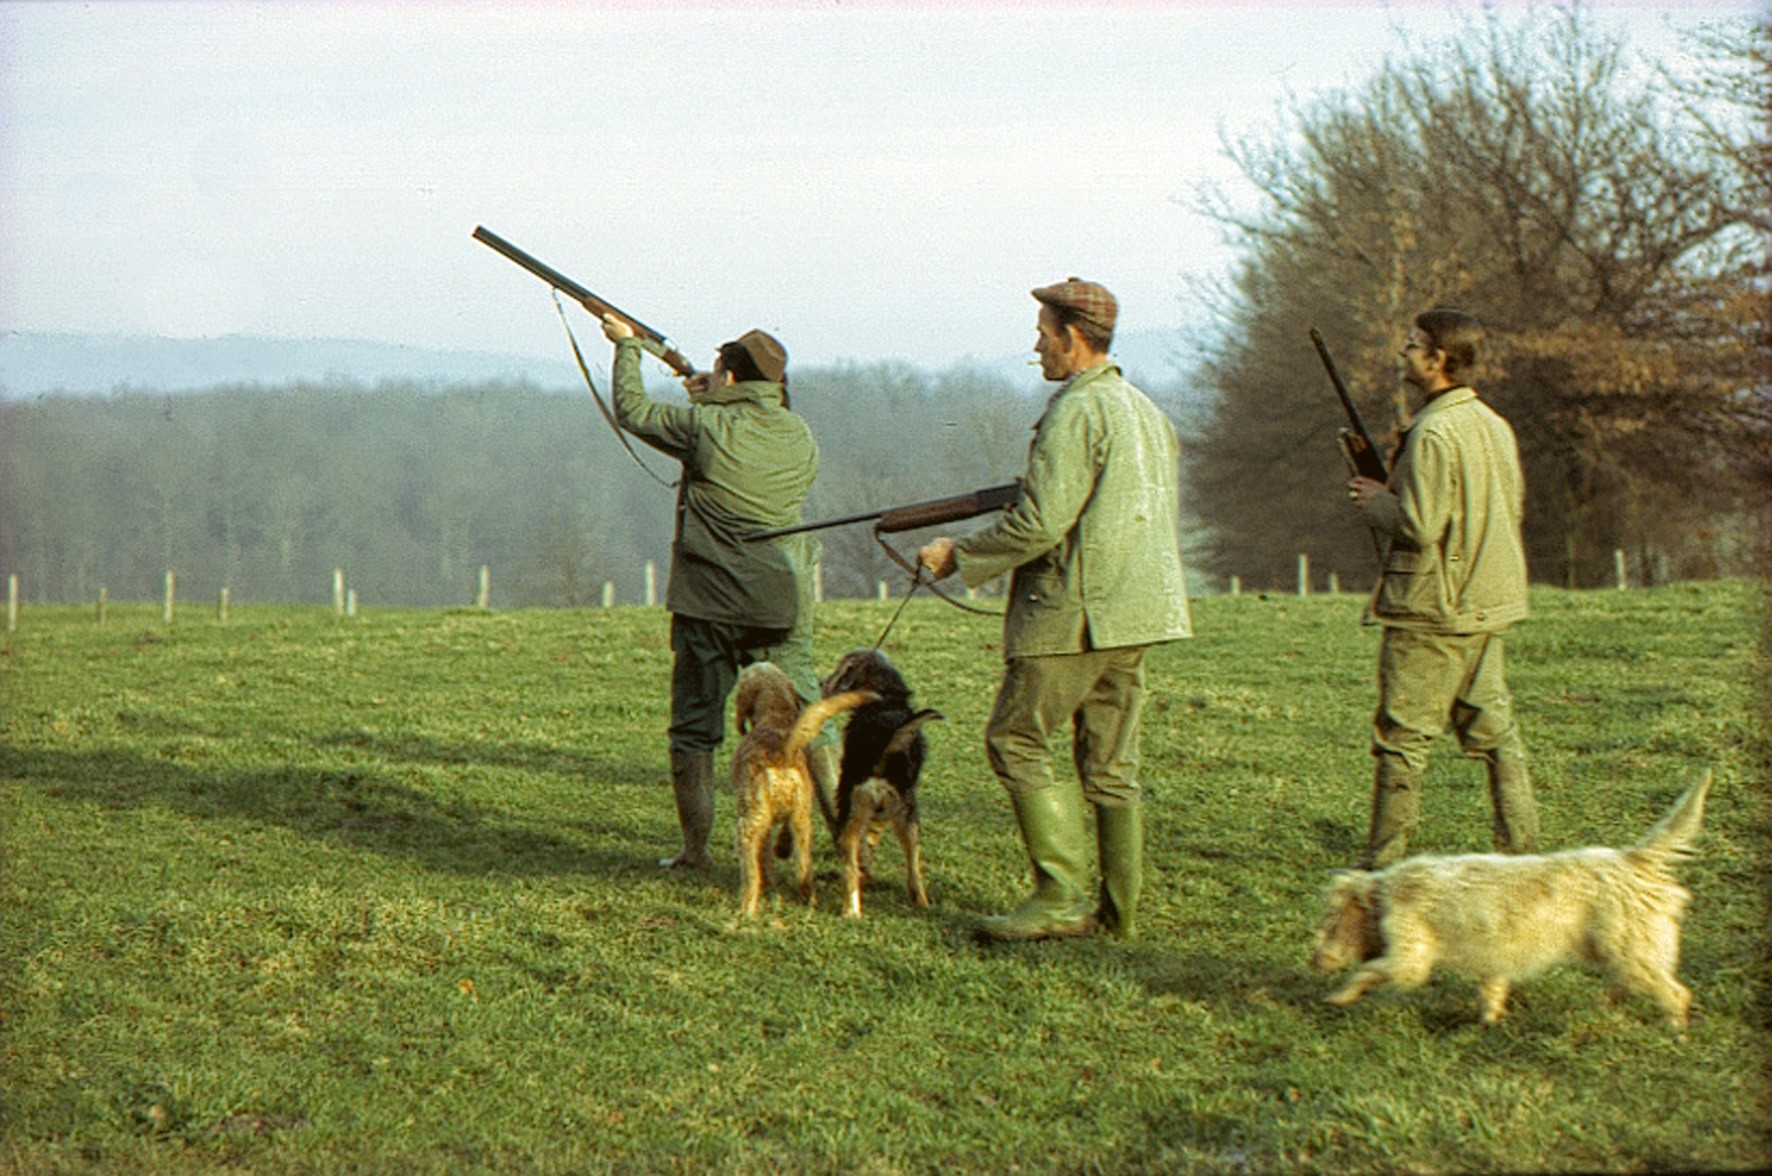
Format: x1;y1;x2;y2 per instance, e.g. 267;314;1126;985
2;582;1767;1173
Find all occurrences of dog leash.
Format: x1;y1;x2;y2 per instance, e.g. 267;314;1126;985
872;529;1004;621
554;292;678;490
871;566;923;649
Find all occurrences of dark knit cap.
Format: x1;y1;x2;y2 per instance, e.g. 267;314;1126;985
1031;277;1117;333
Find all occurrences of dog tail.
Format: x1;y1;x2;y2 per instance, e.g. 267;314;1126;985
785;689;881;762
1631;770;1712;864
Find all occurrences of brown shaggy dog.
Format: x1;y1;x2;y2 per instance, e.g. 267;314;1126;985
821;649;943;918
730;662;876;918
1312;772;1711;1026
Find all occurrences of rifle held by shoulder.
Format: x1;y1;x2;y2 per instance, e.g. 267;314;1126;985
473;225;699;377
1309;327;1389;483
746;482;1022;541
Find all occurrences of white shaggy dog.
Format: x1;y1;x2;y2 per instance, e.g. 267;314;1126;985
1311;772;1711;1026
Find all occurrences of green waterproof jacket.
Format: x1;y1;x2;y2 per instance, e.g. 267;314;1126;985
1360;385;1528;633
954;362;1192;658
611;337;818;629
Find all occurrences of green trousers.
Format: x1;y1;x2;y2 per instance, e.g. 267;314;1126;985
984;647;1149;805
1365;627;1538;867
977;648;1152;941
666;613;832;755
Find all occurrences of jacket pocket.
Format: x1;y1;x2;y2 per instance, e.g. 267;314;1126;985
1374;549;1450;623
1004;563;1081;654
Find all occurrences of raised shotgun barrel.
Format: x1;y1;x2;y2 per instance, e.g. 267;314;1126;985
472;225;699;377
745;482;1023;542
1309;327;1389;483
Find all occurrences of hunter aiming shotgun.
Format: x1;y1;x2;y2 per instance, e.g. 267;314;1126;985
472;225;699;378
747;482;1023;542
1310;327;1389;483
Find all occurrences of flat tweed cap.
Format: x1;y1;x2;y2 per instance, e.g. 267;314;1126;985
1031;277;1117;333
731;328;788;383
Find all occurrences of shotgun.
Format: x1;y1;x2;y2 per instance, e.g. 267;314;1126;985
472;225;699;377
1309;327;1389;483
746;482;1022;541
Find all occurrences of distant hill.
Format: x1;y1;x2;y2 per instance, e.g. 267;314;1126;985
0;332;584;398
0;328;1210;422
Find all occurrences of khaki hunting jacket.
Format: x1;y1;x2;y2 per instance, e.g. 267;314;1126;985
611;337;818;629
1360;385;1528;634
954;362;1192;658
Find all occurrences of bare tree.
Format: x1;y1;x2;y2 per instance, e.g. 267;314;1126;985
1188;7;1768;589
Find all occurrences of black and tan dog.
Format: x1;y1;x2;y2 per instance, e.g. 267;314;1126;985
730;662;876;919
821;649;944;918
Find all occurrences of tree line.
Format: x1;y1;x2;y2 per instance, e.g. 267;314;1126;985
1184;9;1768;591
0;363;1128;609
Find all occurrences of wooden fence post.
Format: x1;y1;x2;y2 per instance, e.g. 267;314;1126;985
333;568;346;617
6;574;17;633
476;565;490;610
1229;575;1241;596
601;581;615;608
644;561;657;607
218;587;229;623
1297;553;1310;597
164;571;176;625
1615;549;1628;591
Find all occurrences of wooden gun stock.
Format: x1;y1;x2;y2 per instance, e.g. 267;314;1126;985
745;482;1022;541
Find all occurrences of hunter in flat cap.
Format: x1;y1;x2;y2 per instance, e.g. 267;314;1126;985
1031;277;1118;336
916;268;1189;945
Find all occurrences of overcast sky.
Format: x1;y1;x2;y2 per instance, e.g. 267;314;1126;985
0;0;1747;372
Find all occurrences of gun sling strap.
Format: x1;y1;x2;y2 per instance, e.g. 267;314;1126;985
554;293;677;490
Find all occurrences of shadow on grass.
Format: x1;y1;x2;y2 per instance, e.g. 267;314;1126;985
2;742;665;878
311;727;662;787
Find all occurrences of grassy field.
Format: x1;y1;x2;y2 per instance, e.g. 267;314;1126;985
2;582;1767;1174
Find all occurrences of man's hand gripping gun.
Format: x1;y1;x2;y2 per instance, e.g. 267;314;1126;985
1309;327;1389;484
748;482;1023;618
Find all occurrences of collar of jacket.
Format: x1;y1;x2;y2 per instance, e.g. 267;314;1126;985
699;379;784;408
1047;360;1121;403
1402;384;1477;432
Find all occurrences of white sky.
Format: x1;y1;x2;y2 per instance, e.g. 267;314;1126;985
0;0;1748;370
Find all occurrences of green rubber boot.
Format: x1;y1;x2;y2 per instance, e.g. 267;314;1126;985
977;786;1097;942
1482;740;1539;855
1094;802;1143;940
660;750;715;870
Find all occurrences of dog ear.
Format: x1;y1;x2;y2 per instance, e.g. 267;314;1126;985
733;677;757;733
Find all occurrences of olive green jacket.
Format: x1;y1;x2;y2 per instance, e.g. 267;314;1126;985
611;337;818;629
1360;385;1528;634
954;362;1192;658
